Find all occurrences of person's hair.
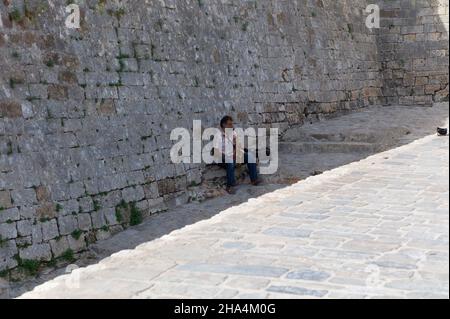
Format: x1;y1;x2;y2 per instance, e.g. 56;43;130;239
220;115;233;128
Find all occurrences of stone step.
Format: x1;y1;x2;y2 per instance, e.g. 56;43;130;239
309;132;381;143
279;141;383;153
283;132;381;143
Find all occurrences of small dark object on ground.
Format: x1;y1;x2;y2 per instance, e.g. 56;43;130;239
437;127;448;136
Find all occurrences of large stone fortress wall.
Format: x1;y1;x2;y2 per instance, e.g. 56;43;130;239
378;0;449;105
0;0;447;275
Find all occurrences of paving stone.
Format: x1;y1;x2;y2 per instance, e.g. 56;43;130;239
266;285;328;297
0;191;12;208
225;277;270;290
177;263;289;278
222;242;255;250
372;261;418;270
286;269;331;282
263;227;312;238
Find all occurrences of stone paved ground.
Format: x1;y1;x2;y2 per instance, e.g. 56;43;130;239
18;114;449;299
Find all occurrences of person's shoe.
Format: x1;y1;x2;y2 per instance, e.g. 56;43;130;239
226;186;236;195
251;179;262;186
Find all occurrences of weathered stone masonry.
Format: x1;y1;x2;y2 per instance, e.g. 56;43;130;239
378;0;449;105
0;0;448;275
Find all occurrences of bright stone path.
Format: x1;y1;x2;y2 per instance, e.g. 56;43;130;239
19;119;449;299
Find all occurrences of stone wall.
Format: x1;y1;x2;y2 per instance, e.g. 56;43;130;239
378;0;449;105
0;0;445;276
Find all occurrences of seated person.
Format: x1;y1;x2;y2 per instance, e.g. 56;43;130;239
213;116;261;194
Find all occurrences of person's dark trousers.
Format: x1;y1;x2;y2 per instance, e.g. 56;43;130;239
225;152;258;187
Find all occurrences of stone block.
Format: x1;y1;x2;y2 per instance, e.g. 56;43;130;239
77;213;92;231
57;215;77;236
0;239;17;260
69;182;85;199
50;237;70;258
143;182;159;199
157;179;177;195
17;220;33;237
68;234;86;252
122;186;145;202
78;197;94;213
21;101;35;119
41;219;59;241
47;84;69;100
31;224;43;244
0;208;20;223
91;211;106;229
59;199;79;216
11;189;37;206
0;191;12;209
36;202;56;220
0;100;23;118
19;243;52;262
103;208;119;226
35;186;50;202
0;223;17;240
